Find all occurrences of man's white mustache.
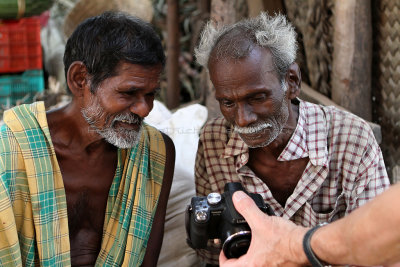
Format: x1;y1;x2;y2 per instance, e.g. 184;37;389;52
234;122;272;134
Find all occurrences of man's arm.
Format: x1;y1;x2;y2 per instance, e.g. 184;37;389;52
220;184;400;266
312;182;400;266
141;133;175;267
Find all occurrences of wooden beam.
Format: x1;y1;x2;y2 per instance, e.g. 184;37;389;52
166;0;180;109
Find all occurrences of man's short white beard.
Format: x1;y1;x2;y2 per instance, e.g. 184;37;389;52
81;101;143;149
233;81;289;148
98;113;143;149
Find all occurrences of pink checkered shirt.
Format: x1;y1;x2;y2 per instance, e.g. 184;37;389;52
194;99;390;265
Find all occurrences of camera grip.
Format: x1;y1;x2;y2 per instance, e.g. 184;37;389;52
185;202;210;249
189;219;209;249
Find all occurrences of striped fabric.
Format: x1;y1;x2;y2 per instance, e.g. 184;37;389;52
195;98;390;264
0;102;166;266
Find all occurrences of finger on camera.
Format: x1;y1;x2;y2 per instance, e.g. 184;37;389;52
219;250;242;267
219;249;228;264
232;191;267;226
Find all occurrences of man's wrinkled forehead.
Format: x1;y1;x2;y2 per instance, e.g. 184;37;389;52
209;45;277;75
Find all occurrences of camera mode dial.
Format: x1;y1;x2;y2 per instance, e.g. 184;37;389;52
207;192;222;205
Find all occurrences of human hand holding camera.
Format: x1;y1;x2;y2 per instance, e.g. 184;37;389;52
186;182;274;258
218;190;309;267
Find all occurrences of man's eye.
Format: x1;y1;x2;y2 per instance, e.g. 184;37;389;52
221;100;234;108
147;89;160;98
122;91;135;96
250;95;266;103
147;91;158;97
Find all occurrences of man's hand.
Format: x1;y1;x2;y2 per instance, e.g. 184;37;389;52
219;191;309;267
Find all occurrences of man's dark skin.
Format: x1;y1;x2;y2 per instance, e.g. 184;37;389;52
210;46;307;207
46;61;175;266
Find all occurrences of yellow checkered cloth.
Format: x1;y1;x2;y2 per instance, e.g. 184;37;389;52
0;102;166;266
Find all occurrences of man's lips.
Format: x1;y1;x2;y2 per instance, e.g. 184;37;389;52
237;127;273;141
239;132;263;140
114;120;141;131
239;127;269;136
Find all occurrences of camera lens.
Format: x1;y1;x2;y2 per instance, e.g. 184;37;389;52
222;231;251;259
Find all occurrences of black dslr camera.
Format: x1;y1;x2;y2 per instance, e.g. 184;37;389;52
185;182;274;259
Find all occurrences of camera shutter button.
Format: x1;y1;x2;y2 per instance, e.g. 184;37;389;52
207;192;222;205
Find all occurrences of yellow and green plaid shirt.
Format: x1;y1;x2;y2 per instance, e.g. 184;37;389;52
0;102;166;266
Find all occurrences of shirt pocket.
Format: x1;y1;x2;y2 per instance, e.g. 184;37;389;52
294;192;346;227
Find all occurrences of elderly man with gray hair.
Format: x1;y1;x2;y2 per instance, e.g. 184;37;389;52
193;12;390;266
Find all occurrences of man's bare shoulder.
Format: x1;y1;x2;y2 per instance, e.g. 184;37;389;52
160;131;175;159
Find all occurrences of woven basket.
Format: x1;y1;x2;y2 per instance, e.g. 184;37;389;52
63;0;154;38
372;0;400;182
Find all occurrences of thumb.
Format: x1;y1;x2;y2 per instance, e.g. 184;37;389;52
232;191;267;230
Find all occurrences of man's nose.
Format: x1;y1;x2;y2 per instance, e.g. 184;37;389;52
235;104;257;127
129;97;152;118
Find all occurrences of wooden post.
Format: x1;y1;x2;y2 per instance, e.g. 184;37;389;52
262;0;284;15
166;0;180;109
331;0;372;121
246;0;264;18
203;0;247;119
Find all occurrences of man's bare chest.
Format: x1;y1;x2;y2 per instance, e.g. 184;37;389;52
57;152;117;228
247;156;309;206
54;148;117;264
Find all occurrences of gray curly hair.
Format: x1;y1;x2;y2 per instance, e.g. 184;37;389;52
195;12;297;81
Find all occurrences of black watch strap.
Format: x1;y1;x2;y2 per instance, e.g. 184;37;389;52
303;222;328;267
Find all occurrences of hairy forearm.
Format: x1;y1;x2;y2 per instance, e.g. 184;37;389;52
311;183;400;266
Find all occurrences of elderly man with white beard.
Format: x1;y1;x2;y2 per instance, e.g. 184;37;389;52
0;11;174;267
193;12;390;266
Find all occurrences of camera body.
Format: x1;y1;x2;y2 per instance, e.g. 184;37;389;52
185;182;274;259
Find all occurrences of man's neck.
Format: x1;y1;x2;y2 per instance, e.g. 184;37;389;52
46;102;112;154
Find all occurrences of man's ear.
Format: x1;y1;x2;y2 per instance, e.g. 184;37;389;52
285;62;301;99
67;61;89;97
